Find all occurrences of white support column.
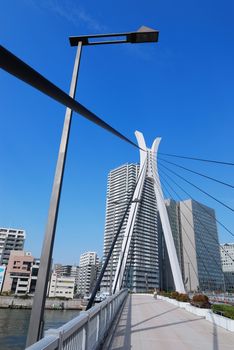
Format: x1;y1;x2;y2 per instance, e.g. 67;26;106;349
151;137;185;293
113;131;185;293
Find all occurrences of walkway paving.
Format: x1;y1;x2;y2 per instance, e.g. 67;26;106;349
104;294;234;350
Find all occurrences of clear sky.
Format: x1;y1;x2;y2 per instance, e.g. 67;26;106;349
1;0;234;264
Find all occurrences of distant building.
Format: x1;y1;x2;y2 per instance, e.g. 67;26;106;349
220;243;234;291
28;258;40;295
48;272;75;299
0;228;25;265
2;250;34;295
77;252;99;296
54;264;79;291
80;252;98;267
0;265;6;292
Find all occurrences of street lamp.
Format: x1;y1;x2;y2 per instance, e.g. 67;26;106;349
26;26;159;346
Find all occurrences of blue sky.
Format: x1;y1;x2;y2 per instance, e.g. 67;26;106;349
1;0;234;264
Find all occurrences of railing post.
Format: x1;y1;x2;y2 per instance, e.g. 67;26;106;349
84;316;89;350
96;313;100;343
58;330;64;350
25;290;128;350
82;326;86;350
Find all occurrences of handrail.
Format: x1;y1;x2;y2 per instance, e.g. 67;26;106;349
26;289;128;350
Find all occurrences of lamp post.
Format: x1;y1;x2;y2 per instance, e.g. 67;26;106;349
26;26;159;347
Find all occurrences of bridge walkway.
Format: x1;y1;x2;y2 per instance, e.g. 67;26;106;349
103;294;234;350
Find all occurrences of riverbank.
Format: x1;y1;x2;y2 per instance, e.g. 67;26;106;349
0;295;85;310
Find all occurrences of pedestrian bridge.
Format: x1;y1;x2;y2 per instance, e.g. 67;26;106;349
26;291;234;350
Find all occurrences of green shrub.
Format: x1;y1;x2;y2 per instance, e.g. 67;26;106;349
176;293;190;302
158;291;171;298
212;304;234;320
171;291;179;299
191;294;211;309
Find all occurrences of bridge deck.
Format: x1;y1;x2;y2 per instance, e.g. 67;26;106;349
104;294;234;350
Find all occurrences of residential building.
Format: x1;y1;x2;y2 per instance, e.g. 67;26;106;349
101;132;224;294
54;264;79;292
80;252;98;267
48;272;75;299
101;162;161;293
2;250;34;294
28;258;40;294
220;243;234;291
0;228;25;265
77;252;99;296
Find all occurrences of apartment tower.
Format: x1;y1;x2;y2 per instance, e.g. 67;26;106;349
102;132;184;293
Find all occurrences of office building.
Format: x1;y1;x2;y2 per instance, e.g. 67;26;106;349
163;199;183;290
179;200;224;291
220;243;234;291
0;228;25;265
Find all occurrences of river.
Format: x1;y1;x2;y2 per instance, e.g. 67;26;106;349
0;309;80;350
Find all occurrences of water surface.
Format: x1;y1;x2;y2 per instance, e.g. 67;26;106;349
0;309;80;350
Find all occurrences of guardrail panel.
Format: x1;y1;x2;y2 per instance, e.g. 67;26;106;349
25;289;128;350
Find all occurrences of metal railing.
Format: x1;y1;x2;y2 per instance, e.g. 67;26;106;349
26;289;128;350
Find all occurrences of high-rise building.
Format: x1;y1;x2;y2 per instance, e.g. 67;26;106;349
220;243;234;291
101;131;186;294
164;199;224;291
165;199;183;269
79;252;98;267
179;200;224;291
163;199;183;290
0;228;25;265
101;164;139;291
101;132;224;294
102;162;161;292
77;252;99;296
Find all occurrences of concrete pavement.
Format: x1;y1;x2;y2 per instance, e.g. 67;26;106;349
104;294;234;350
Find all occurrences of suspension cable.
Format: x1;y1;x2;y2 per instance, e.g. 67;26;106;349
158;152;234;166
156;178;216;286
112;160;147;294
158;162;234;212
86;160;146;309
162;180;227;273
159;168;234;263
162;184;215;284
158;158;234;189
0;45;140;151
158;165;234;239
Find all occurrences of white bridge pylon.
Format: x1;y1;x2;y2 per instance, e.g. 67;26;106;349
113;131;185;293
